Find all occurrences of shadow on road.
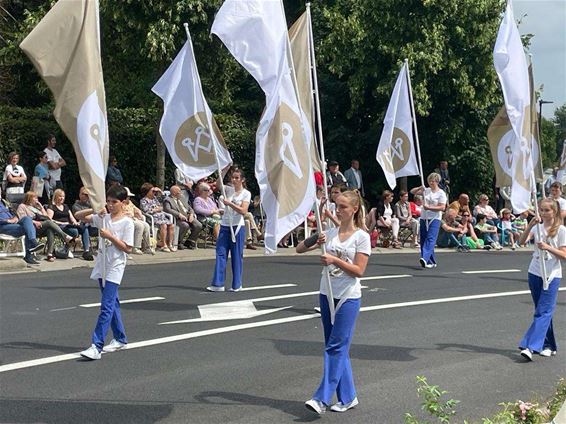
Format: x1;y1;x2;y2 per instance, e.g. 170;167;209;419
435;343;525;362
0;341;81;354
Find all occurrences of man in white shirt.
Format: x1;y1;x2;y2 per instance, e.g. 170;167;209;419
344;159;364;197
43;134;66;190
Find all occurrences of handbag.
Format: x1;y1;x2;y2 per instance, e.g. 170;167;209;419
34;214;50;222
54;244;69;259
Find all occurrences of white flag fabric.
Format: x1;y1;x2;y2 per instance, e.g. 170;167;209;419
152;41;232;182
376;63;419;190
212;0;315;254
20;0;108;210
493;1;533;213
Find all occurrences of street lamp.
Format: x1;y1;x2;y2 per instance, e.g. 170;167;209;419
539;99;554;129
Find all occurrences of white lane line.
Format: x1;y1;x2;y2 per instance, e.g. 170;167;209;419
239;284;297;291
79;297;165;308
50;307;77;312
360;275;412;281
3;287;564;374
462;269;521;274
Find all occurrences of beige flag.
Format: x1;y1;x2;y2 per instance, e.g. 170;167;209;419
289;11;322;173
20;0;108;210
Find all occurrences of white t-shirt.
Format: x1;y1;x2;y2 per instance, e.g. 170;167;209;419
319;227;371;299
90;214;134;285
528;224;566;280
554;197;566;213
44;147;62;182
383;203;393;220
3;164;26;193
221;186;251;227
420;188;447;221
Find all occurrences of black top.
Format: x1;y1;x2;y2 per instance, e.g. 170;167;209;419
48;204;71;223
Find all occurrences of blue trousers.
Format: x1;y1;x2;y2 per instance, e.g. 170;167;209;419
519;273;560;353
420;219;440;265
313;294;360;406
211;225;245;290
92;279;127;351
0;216;38;260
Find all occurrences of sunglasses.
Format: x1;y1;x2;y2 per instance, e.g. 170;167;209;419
462;214;470;217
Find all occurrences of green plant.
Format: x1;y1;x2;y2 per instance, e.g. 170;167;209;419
405;376;460;424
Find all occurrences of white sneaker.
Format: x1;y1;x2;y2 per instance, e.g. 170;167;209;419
80;344;101;360
539;348;557;357
305;399;326;415
206;286;225;292
103;339;127;353
520;348;533;361
132;248;144;255
170;246;178;252
419;258;426;268
425;263;436;269
330;397;359;412
229;287;242;292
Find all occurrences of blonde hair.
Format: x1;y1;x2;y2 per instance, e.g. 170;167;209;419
51;189;65;205
427;172;441;184
23;191;37;206
540;198;562;239
339;190;365;229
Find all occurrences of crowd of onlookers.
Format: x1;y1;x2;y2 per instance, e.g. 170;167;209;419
1;136;559;265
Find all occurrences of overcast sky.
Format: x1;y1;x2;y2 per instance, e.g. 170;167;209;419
513;0;566;119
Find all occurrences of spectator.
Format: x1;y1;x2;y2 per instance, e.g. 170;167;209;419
16;191;74;262
410;194;423;219
71;187;99;260
324;184;347;228
47;188;92;260
33;151;51;204
106;155;124;187
544;167;560;195
344;159;364;197
3;151;27;204
513;210;530;240
0;196;45;265
437;209;469;251
473;194;499;225
435;160;451;195
122;187;152;255
459;210;487;250
474;213;502;250
163;185;202;250
367;190;401;248
174;168;195;204
139;183;175;252
395;190;419;247
499;208;520;250
549;182;566;220
193;181;222;241
448;193;472;219
326;160;347;192
44;134;66;190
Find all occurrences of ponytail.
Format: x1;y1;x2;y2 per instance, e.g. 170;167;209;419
340;189;365;229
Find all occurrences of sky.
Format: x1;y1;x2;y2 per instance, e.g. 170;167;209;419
513;0;566;119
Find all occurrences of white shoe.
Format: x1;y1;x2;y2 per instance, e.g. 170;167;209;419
520;348;533;361
132;248;144;255
228;287;242;292
103;339;127;353
330;397;359;412
539;348;557;357
80;344;101;360
305;399;326;415
170;246;178;252
419;258;426;268
206;286;225;292
425;263;435;269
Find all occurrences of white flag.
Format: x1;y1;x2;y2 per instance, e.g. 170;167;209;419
212;0;315;254
152;41;232;182
376;63;419;190
493;1;533;213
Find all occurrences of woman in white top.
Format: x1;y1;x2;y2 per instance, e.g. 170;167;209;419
3;151;27;203
296;190;371;415
410;173;447;268
517;198;566;361
206;168;251;292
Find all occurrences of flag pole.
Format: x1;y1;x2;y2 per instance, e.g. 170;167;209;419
529;54;546;198
404;59;426;190
281;1;335;322
183;23;235;242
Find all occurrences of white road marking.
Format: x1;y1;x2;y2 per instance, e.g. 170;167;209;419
2;287;564;374
79;297;165;308
461;269;521;274
239;284;297;291
50;307;77;312
360;275;412;281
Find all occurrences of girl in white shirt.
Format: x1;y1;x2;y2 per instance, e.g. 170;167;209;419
517;198;566;361
296;190;371;415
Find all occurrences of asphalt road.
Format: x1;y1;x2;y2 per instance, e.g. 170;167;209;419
0;250;565;423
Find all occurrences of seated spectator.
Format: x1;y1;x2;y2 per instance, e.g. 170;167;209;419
367;190;401;248
0;196;45;264
499;208;520;250
71;187;99;260
474;213;502;250
549;182;566;220
174;168;195;205
17;191;74;261
139;183;175;252
324;183;347;228
163;185;202;250
459;211;487;250
33;151;51;205
437;209;469;251
193;181;222;241
244;211;261;250
122;187;153;255
473;194;499;225
448;193;472;219
106;155;124;187
250;194;265;228
394;190;419;247
513;210;529;233
46;188;92;260
3;151;27;204
410;194;423;219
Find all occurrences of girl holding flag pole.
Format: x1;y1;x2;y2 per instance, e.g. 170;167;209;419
296;190;371;414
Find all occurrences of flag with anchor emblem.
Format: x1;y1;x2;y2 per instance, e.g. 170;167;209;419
152;41;232;182
212;0;316;254
20;0;108;210
376;63;419;190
